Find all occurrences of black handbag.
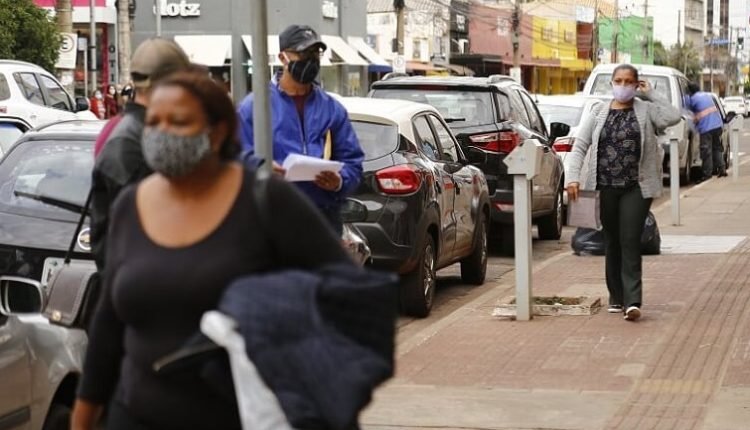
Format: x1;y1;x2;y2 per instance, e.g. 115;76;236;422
43;190;101;330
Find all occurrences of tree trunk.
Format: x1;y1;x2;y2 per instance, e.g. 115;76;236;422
55;0;75;95
117;0;131;85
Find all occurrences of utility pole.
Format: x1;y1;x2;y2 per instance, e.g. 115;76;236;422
155;0;162;37
677;10;681;46
511;0;522;83
611;0;619;63
89;0;98;94
56;0;75;95
117;0;131;85
394;0;405;56
592;0;600;66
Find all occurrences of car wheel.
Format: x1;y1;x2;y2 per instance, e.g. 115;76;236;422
537;187;563;240
460;213;487;285
42;404;71;430
400;235;436;318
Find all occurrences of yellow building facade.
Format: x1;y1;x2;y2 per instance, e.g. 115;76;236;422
531;17;592;95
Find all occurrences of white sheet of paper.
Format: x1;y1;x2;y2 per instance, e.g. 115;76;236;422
282;153;344;182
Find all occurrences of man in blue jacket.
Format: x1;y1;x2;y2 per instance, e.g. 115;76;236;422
238;25;364;234
687;82;727;179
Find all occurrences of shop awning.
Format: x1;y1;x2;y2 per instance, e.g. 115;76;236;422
444;64;475;76
321;35;368;66
347;36;392;73
174;35;231;67
242;36;332;66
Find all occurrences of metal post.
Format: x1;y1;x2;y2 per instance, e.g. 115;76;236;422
83;48;89;98
230;0;248;104
669;138;680;226
155;0;162;37
513;175;533;321
90;0;97;94
250;0;272;178
612;0;619;63
731;117;742;180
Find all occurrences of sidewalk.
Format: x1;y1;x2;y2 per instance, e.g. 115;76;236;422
362;161;750;430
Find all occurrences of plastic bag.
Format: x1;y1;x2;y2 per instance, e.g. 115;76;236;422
571;211;661;256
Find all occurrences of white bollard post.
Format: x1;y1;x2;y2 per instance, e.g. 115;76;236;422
513;175;533;321
669;138;680;226
731;116;743;181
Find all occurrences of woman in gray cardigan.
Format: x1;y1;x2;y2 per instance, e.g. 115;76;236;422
565;64;681;321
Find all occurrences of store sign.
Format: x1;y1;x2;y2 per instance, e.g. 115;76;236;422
56;33;78;70
322;1;338;19
153;0;201;17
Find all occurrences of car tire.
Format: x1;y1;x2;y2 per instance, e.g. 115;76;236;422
537;187;563;240
400;235;437;318
460;213;487;285
42;404;71;430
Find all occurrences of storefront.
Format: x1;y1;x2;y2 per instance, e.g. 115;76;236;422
35;0;118;96
131;0;389;96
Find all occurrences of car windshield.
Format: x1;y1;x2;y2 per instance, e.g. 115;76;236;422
0;140;93;221
589;73;672;103
536;104;584;129
371;88;494;127
0;123;25;154
351;121;399;161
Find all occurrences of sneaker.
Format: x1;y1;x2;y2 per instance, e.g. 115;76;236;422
624;306;641;321
608;304;624;313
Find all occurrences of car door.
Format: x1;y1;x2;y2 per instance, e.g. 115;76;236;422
413;114;456;265
37;74;77;122
12;73;57;127
518;90;557;212
0;314;32;430
427;113;475;256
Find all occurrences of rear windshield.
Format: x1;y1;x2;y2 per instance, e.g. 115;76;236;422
0;140;93;221
589;74;672;103
537;104;584;129
0;74;9;101
352;121;398;161
371;88;494;127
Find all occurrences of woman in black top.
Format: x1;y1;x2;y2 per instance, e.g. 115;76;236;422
72;70;352;430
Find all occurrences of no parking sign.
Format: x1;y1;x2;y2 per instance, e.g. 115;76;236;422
56;33;78;70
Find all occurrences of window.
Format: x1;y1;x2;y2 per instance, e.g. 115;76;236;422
428;114;459;162
39;75;72;111
351;121;399;161
0;74;10;101
537;104;584;130
509;91;530;128
495;92;512;121
0;122;26;155
589;73;672;103
13;73;45;106
520;92;547;136
413;116;439;161
372;89;495;127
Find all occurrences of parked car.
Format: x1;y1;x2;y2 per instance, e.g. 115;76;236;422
339;97;490;317
0;60;95;128
722;96;747;118
0;120;102;430
583;64;701;184
369;75;566;254
0;115;31;157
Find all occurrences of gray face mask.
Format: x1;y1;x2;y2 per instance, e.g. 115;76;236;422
142;128;212;178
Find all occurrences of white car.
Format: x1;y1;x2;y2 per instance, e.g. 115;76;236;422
722;96;747;118
0;60;95;129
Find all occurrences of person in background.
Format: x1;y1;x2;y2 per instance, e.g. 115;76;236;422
237;24;364;235
687;82;727;179
566;64;681;322
89;90;106;119
90;38;190;272
71;69;353;430
104;84;119;119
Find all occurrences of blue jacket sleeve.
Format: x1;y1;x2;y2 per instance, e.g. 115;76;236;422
330;101;364;197
237;95;256;157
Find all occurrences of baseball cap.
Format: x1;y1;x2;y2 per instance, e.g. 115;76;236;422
130;38;190;88
279;25;327;53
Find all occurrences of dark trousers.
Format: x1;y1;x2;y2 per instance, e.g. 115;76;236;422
599;186;652;308
700;128;725;178
106;402;152;430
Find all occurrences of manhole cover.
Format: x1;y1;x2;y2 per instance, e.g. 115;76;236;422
660;235;747;254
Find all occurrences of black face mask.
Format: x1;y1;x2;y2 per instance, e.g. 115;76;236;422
287;58;320;84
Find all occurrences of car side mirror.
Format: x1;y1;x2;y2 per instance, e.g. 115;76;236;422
549;122;571;141
466;147;487;165
74;97;90;113
725;111;736;123
341;198;369;223
0;277;45;316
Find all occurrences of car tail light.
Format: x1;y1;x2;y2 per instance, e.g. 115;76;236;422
469;131;520;153
552;137;575;152
375;165;422;194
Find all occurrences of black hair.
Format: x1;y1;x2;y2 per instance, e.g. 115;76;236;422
687;82;700;95
612;64;639;81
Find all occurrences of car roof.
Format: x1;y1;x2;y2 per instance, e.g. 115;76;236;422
340;97;437;124
20;120;105;142
0;60;47;73
534;94;591;107
590;63;684;77
371;75;516;90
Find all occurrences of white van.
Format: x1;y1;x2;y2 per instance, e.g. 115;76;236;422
582;64;700;184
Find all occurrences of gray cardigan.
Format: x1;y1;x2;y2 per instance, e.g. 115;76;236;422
565;90;682;199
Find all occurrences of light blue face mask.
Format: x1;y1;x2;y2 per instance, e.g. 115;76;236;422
142;128;212;178
612;84;636;103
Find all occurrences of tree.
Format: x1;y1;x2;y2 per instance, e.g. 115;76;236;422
667;42;701;82
0;0;61;72
653;41;668;66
